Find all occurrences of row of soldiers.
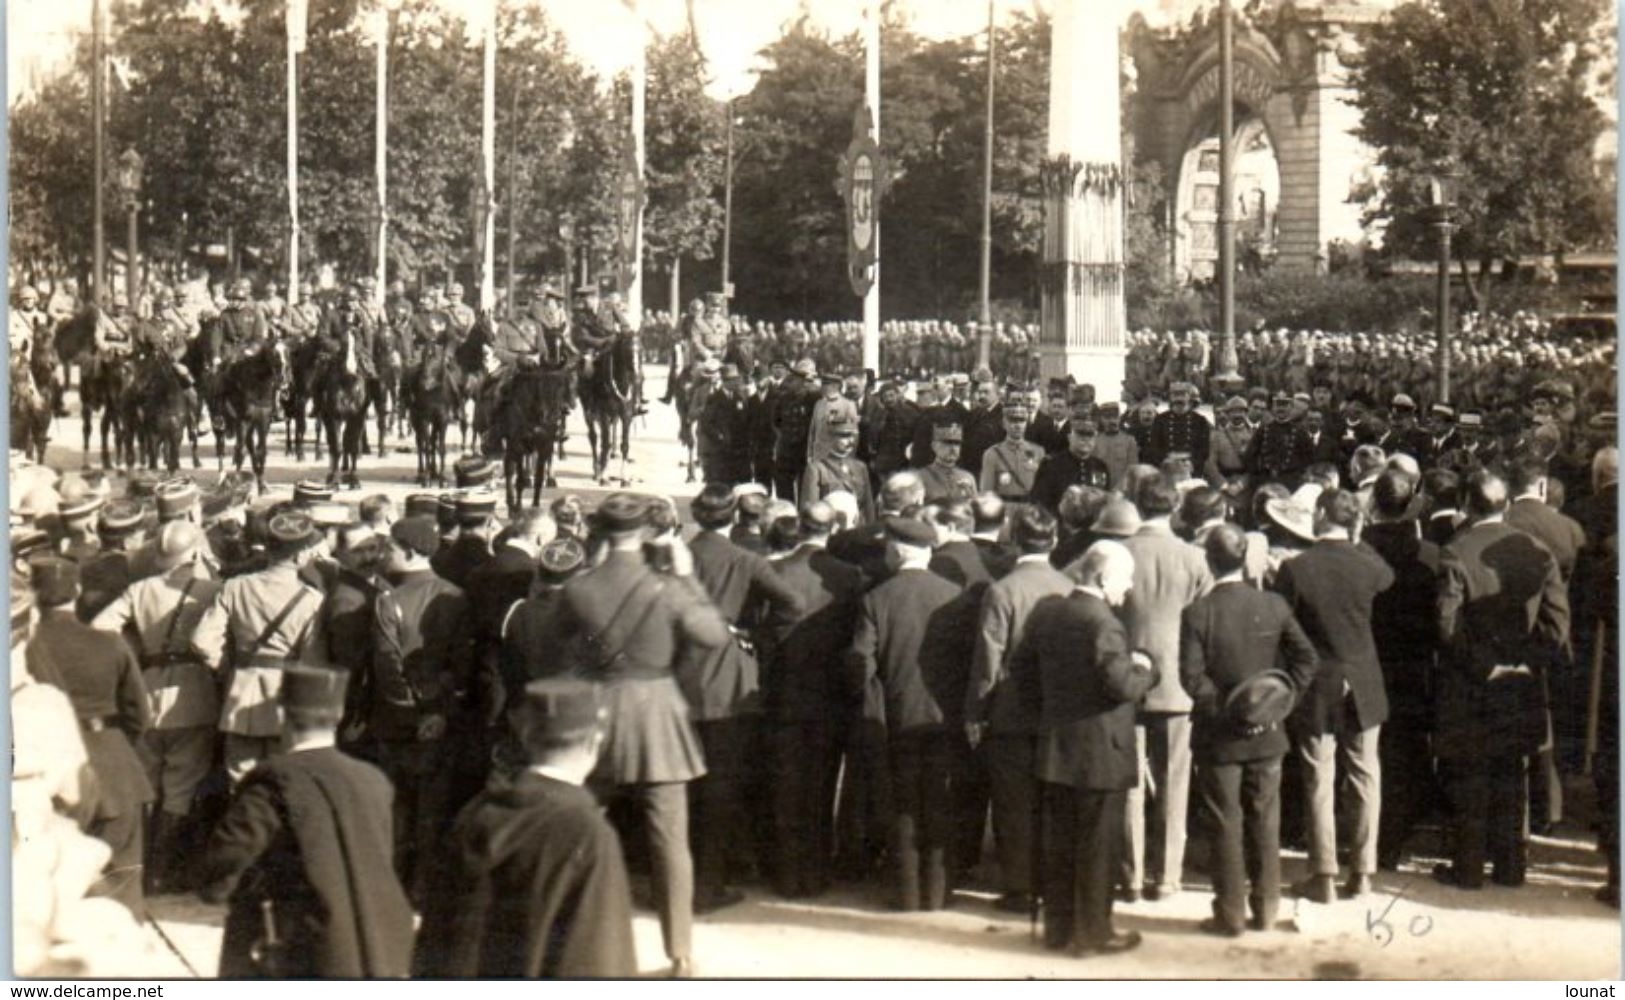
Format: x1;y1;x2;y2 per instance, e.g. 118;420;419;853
11;397;1616;975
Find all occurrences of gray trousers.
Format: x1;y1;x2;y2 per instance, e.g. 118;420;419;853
1121;712;1193;892
1297;721;1382;876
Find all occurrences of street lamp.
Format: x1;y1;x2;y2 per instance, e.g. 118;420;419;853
116;148;143;307
1427;166;1458;405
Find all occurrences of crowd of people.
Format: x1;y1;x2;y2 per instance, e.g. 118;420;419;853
9;301;1619;975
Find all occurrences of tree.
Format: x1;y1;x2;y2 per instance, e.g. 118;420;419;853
643;29;725;280
1347;0;1615;308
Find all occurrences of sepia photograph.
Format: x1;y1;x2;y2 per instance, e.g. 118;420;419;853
5;0;1620;981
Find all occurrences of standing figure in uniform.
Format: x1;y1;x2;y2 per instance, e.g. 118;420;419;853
980;401;1045;504
1031;418;1112;515
801;413;876;523
199;666;414;979
771;360;821;501
919;421;978;505
1147;382;1211;471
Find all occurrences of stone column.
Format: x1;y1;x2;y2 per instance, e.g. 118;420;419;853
1040;0;1127;403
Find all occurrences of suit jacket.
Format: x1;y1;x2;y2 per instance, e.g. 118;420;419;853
431;534;493;591
370;569;473;741
682;530;806;720
1030;451;1112;514
1121;522;1214;713
464;544;538;645
1179;582;1318;763
1274;538;1395;734
763;545;865;722
1435;520;1570;759
829;521;890;587
971;536;1018;581
850;567;977;732
1505;496;1586;583
1360;520;1441;716
1013;591;1156;789
966;557;1074;735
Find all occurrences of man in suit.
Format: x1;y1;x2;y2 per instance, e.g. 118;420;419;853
1119;478;1213;903
685;484;806;912
1274;488;1394;901
961;376;1006;476
199;666;414;978
761;501;865;898
1179;524;1319;935
1013;541;1156;955
697;363;753;486
1360;471;1442;870
1421;468;1466;546
772;359;821;500
530;493;727;977
969;494;1018;581
1505;454;1586;583
965;505;1074;913
849;516;978;910
1434;471;1570;891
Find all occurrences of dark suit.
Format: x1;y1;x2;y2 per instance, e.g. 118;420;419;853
850;567;977;910
1031;451;1111;514
1505;496;1586;584
1437;520;1570;885
961;404;1004;475
1274;537;1394;877
1011;590;1155;950
685;530;806;904
1179;582;1318;930
431;533;493;591
763;544;864;896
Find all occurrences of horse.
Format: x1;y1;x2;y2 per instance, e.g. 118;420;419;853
675;372;714;484
282;334;326;463
579;328;641;487
314;328;369;489
217;338;286;492
128;351;194;473
453;321;493;454
500;364;572;517
403;344;462;487
81;350;137;469
10;359;51;463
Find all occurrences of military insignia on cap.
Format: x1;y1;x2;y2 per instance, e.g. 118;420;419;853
267;510;317;547
538;537;587;578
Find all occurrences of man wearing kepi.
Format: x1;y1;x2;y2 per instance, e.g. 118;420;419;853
418;679;636;978
530;492;726;978
199;666;414;979
1179;524;1319;935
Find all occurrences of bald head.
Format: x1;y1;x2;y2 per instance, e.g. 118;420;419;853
1074;540;1135;607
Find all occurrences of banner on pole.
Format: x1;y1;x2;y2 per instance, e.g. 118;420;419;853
615;128;647;293
837;105;887;298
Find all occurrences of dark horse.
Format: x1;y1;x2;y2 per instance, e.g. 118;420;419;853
404;343;462;488
315;329;368;489
10;358;52;463
128;351;197;473
283;334;327;463
675;372;714;484
579;328;641;487
82;350;137;469
218;338;286;492
500;365;573;516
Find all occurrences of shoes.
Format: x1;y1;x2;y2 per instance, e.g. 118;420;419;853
1199;917;1244;938
669;957;696;979
693;888;746;915
1143;883;1178;902
1293;875;1336;903
993;891;1033;914
1248;910;1278;932
1073;930;1143;957
1115;886;1140;904
1432;863;1484;891
1342;874;1374;899
1491;868;1526;888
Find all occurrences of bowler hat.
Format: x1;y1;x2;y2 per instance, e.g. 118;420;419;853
933;422;964;444
280;665;350;721
391;515;441;558
691;485;738;522
518;678;607;743
404;493;440;518
1224;670;1297;729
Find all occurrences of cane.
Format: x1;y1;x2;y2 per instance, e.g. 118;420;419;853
1585;619;1606;777
1030;777;1043;941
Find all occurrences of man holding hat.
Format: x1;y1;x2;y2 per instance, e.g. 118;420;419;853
418;679;636;977
919;420;978;505
1179;524;1319;935
979;401;1044;503
199;665;414;978
191;511;328;781
801;413;875;522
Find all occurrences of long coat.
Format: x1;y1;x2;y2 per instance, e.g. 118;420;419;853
415;773;637;978
200;747;414;978
1274;538;1395;735
683;530;807;721
849;567;977;733
762;545;864;723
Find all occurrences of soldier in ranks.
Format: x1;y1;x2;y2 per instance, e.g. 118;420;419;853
1031;417;1112;515
1093;402;1141;493
802;413;876;523
980;401;1045;504
1147;382;1211;471
918;421;978;505
1246;391;1315;487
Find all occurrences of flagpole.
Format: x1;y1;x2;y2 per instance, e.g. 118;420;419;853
286;0;303;305
374;6;388;305
629;0;646;328
92;0;106;307
480;0;497;314
861;2;880;374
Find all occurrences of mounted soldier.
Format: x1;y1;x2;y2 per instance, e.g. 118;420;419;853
314;283;378;395
482;284;573;453
283;279;323;342
444;281;478;339
10;284;42;376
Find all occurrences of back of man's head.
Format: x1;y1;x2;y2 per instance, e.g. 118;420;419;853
799;499;837;540
1010;504;1058;554
930;501;974;538
1421;467;1461;510
1303;463;1341;493
1506;454;1549;497
1179;486;1227;530
766;515;802;554
1464;470;1510;519
691;482;738;530
1202;522;1250;577
1135;478;1179;519
1059;485;1108;531
513;507;557;546
1593;446;1619;492
971;493;1006;534
1372;469;1416;520
881;470;926;514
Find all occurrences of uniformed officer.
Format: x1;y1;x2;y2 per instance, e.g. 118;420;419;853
90;291;137;388
10;284;43;369
1031;417;1113;514
1147;381;1212;470
212;279;268;370
697;361;751;485
809;370;861;463
772;359;822;500
979;401;1045;503
444;282;477;337
1206;395;1254;485
190;511;327;781
802;412;877;523
919;421;978;505
1093;402;1141;492
1246;391;1315;485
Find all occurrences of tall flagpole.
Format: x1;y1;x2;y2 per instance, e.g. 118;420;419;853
374;5;389;305
286;0;305;304
976;0;995;371
629;0;646;328
861;3;880;374
479;0;497;313
92;0;106;306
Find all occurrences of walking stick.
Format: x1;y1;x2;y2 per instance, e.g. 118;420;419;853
1585;619;1607;777
1030;779;1043;941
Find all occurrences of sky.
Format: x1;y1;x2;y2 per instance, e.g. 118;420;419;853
7;0;1211;104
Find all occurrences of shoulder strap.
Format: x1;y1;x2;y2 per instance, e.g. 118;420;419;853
246;586;319;660
582;574;667;675
159;578;199;657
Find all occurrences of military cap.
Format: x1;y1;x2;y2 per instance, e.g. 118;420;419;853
573;284;599;298
818;369;844;385
12;528;53;565
229;278;253;298
447;282;465;296
1533;379;1575;402
279;665;350;720
1247;386;1271;404
28;555;80;607
155;478;201;520
537;536;587;581
293;479;334;507
16;285;39;303
267;510;317;549
972;366;995;384
391;515;441;558
127;469;163;500
404;493;440;519
57;478;106;520
1097;401;1122;418
456;491;499;524
720;363;741;381
792;359;817;379
1430;403;1456;420
1002;401;1031;421
705;291;726;304
1047;377;1073;395
933;422;964;443
1271;390;1293;405
99;499;146;536
308;502;353;528
1390;393;1417;411
691;485;738;522
883;515;936;547
1456;410;1484;429
1170;381;1197;396
454;456;499;489
1068;385;1096;406
828;412;859;436
538;282;565;302
1091;499;1142;538
1291;392;1312;406
950;373;971;387
518;678;607;743
594;492;650;534
1224;395;1249;412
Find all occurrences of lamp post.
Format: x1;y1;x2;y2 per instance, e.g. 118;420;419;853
1428;167;1458;405
721;97;735;316
116;149;144;308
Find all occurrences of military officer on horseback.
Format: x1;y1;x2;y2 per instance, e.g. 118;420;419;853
314;283;379;389
445;282;478;337
10;284;42;370
212;279;270;368
481;284;572;452
283;279;323;341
